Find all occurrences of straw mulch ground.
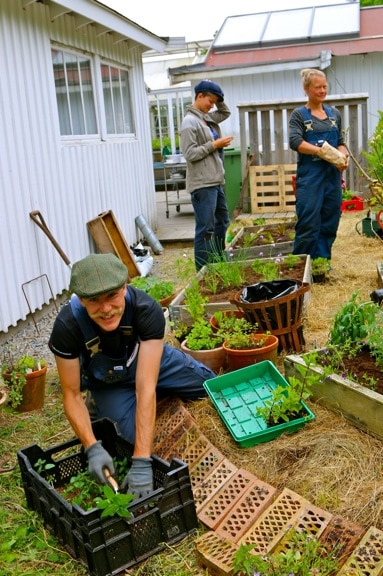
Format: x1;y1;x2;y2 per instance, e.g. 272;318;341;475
155;210;383;532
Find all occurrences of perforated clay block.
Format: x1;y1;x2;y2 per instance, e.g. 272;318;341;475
193;458;238;513
215;479;278;543
195;531;238;576
319;516;365;567
336;526;383;576
239;488;308;555
198;468;260;530
273;502;333;555
161;425;207;464
189;445;225;489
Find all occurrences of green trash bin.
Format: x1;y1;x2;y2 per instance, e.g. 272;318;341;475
224;148;243;217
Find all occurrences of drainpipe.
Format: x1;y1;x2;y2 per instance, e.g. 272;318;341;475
135;214;164;255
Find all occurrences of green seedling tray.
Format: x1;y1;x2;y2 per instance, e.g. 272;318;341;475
204;360;314;447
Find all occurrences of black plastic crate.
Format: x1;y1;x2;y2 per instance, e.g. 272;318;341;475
17;418;198;576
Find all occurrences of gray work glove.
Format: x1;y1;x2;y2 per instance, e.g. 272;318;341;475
121;457;153;498
85;440;115;485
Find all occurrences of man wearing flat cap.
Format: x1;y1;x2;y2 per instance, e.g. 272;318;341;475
49;253;214;498
181;80;233;271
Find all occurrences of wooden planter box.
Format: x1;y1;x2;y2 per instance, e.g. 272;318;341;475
284;351;383;441
169;256;311;327
224;222;295;260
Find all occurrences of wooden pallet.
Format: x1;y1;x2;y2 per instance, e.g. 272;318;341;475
250;164;296;213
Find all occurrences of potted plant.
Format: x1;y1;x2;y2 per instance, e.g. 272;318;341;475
1;353;47;412
311;257;330;283
180;318;227;374
129;276;175;307
212;314;278;371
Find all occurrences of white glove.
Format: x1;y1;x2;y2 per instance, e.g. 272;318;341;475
317;141;347;167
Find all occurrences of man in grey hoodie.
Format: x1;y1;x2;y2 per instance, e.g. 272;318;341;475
180;80;233;270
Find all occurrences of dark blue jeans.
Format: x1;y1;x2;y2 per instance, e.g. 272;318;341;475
191;185;230;271
91;343;213;443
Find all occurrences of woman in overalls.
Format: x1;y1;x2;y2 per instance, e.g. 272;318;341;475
289;68;349;263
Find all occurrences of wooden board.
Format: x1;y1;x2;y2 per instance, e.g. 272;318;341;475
250;164;296;213
87;210;140;279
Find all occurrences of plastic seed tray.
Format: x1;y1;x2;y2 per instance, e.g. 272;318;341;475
204;360;315;447
17;418;198;576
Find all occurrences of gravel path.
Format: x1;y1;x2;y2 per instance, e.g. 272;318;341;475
1;246;194;370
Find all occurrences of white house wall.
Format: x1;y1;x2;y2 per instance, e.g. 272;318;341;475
0;0;157;332
199;52;382;150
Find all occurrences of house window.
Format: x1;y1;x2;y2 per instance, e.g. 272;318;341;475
51;48;97;136
101;64;134;134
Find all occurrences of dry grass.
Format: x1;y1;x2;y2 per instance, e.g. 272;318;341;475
180;211;383;531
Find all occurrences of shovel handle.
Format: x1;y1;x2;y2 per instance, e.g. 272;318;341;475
30;211;71;267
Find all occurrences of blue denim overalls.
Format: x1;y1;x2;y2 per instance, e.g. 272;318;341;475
293;105;342;260
70;291;212;443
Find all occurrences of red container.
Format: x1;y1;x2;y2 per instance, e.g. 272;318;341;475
341;196;364;212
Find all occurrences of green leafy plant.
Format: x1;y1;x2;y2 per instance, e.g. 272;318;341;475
328;291;380;346
232;529;341;575
61;470;103;510
94;485;134;519
129;276;174;302
1;353;47;408
183;319;224;351
283;253;301;269
251;258;279;280
256;353;316;426
311;257;330;276
363;109;383;187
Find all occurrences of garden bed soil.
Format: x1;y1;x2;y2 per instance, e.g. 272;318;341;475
196;258;307;303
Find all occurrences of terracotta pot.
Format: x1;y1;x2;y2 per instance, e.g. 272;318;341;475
3;365;47;412
209;309;245;333
223;334;279;371
181;340;227;374
160;293;175;308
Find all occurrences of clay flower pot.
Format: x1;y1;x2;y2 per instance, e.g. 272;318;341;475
223;333;279;371
180;340;227;374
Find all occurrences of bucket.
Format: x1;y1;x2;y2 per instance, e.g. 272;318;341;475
355;217;382;238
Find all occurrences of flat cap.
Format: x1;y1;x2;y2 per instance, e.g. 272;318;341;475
194;80;224;102
70;253;128;298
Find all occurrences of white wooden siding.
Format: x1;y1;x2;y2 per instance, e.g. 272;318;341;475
0;0;157;332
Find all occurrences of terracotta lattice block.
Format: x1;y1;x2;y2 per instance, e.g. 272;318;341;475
161;425;206;463
273;502;333;554
319;516;365;567
193;459;238;512
195;531;238;576
215;479;278;543
239;488;307;555
180;433;215;470
189;445;225;489
336;526;383;576
198;469;259;530
154;414;196;460
153;401;191;451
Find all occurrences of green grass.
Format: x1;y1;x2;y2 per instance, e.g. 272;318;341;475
0;374;206;575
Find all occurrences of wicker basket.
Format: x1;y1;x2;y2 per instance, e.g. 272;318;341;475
230;281;310;352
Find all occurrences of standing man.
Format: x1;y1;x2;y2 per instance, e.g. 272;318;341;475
49;253;214;498
181;80;233;270
289;68;349;263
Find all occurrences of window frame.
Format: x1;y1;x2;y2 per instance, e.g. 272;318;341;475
51;44;135;142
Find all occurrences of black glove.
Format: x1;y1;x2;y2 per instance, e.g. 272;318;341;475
121;457;153;498
85;440;115;485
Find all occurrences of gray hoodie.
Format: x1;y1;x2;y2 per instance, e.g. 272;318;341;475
180;102;231;194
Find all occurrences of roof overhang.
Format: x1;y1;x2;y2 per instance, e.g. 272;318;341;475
25;0;170;52
169;50;332;84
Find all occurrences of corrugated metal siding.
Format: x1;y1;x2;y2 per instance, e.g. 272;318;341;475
0;0;157;332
